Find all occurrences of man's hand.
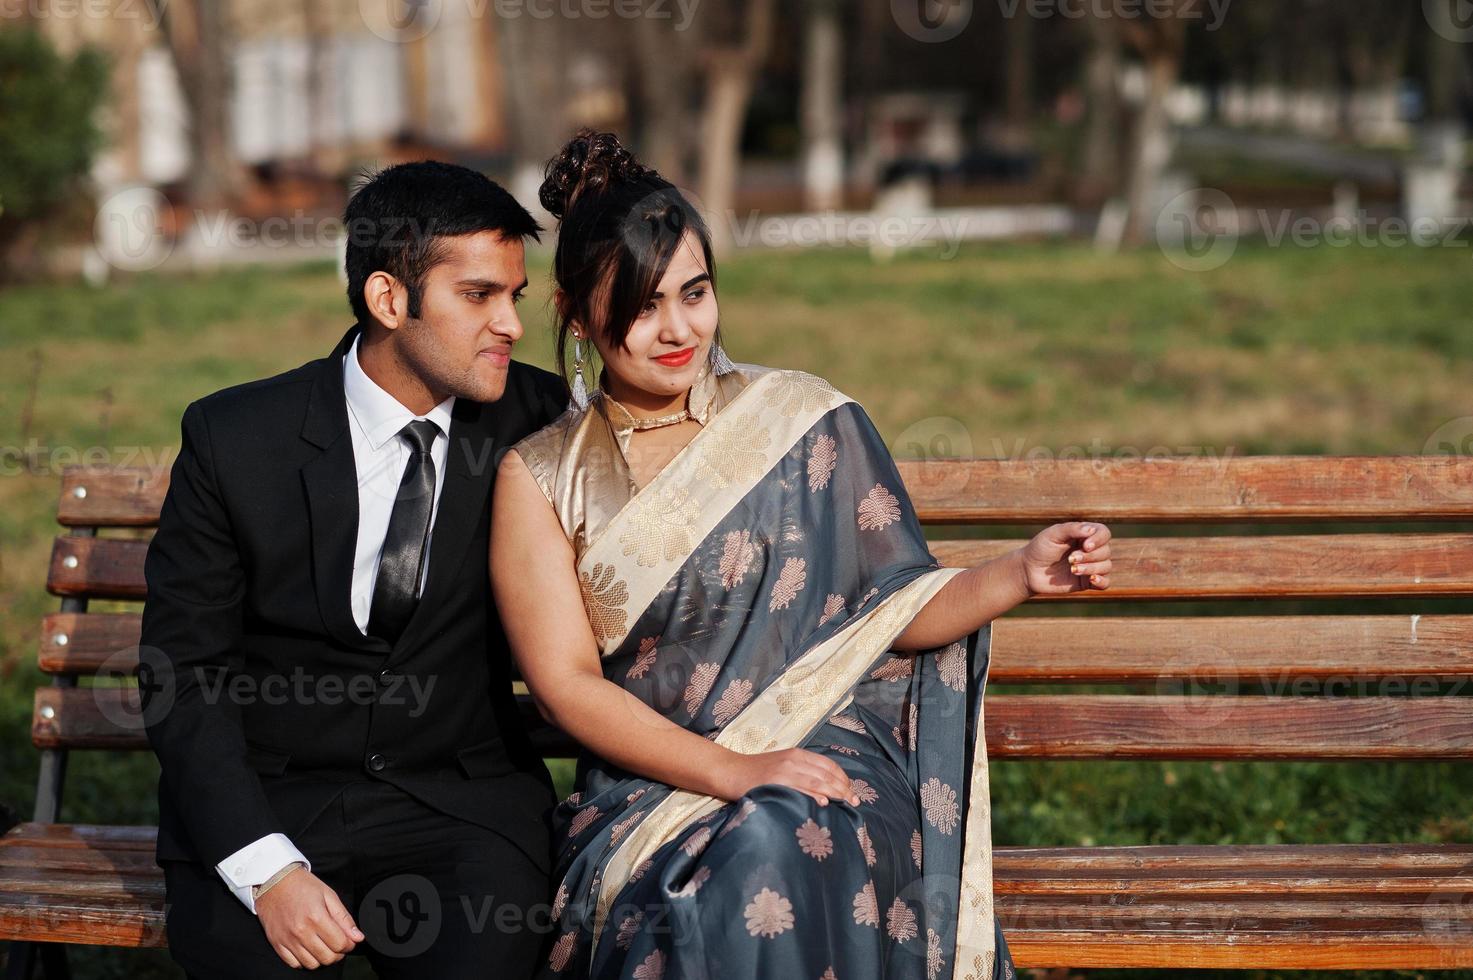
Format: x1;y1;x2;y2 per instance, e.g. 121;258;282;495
256;867;364;969
1018;521;1113;595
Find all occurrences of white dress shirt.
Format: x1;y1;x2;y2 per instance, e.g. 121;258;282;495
214;335;456;912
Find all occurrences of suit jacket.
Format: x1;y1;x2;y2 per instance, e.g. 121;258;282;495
141;324;569;874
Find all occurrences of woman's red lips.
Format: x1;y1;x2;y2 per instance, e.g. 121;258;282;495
654;347;695;367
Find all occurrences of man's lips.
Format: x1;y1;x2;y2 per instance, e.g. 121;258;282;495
654;347;695;366
479;348;511;365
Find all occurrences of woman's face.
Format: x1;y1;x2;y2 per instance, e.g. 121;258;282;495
582;230;719;406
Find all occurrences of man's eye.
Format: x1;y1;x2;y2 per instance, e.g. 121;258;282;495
466;291;488;302
512;292;526;304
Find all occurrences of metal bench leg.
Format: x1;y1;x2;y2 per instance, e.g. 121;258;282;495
6;545;93;980
37;945;69;980
3;942;71;980
4;941;37;980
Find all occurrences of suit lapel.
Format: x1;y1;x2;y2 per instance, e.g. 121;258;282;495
301;326;390;654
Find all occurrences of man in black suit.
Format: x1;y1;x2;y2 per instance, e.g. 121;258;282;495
140;161;568;977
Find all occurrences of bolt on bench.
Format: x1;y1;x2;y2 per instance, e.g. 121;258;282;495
3;457;1472;976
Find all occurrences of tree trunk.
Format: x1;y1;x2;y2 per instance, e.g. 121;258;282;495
1119;9;1187;246
1122;50;1180;245
303;0;332;173
1001;7;1034;150
801;0;844;211
697;0;776;255
496;11;571;214
1078;10;1122;204
153;0;241;210
633;4;689;182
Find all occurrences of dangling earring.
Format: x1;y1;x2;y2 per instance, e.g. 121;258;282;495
570;335;590;410
710;338;736;375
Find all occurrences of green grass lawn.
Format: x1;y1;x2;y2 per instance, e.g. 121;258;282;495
2;239;1471;978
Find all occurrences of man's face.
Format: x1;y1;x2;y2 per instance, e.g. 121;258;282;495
398;232;528;403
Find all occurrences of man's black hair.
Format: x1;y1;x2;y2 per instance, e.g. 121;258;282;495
343;160;541;325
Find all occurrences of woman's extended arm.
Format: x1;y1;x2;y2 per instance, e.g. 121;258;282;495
491;449;860;807
892;521;1113;651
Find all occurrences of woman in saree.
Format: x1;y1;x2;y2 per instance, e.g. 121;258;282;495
491;131;1113;980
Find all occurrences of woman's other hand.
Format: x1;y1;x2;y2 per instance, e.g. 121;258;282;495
1018;521;1113;595
720;747;862;807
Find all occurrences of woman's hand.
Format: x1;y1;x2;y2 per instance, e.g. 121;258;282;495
719;747;862;807
1018;521;1113;595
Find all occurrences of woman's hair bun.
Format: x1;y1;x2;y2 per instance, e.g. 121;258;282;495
539;129;659;220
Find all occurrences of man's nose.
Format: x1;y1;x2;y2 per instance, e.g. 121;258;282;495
497;307;525;342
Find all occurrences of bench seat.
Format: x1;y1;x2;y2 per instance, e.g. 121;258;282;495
4;823;1471;967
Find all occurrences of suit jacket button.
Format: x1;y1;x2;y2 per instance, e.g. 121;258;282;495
377;669;393;686
367;753;387;772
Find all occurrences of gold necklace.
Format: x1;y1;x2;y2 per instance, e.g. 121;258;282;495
620;404;692;430
600;388;693;430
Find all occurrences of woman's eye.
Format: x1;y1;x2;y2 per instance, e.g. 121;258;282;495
684;287;707;303
639;301;658;316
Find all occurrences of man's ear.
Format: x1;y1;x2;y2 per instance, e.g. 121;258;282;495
363;271;408;332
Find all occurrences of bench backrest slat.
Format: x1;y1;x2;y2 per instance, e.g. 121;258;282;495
47;532;1473;603
36;688;1473;760
60;458;1473;526
39;611;1473;682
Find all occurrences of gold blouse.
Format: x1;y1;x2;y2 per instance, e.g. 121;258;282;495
512;357;774;563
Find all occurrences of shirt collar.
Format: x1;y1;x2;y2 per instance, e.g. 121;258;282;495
593;354;720;436
343;335;456;451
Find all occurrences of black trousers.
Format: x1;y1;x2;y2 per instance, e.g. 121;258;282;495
163;779;552;978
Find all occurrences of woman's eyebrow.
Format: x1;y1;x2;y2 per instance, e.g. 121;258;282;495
652;272;711;298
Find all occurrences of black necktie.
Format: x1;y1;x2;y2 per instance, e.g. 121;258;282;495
367;419;440;643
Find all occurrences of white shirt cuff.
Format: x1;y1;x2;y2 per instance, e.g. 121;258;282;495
215;833;311;915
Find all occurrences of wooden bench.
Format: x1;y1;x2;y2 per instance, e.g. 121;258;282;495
4;457;1473;975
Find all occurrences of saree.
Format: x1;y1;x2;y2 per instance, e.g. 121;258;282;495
513;360;1015;980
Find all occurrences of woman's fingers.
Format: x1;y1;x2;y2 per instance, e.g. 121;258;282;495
1082;523;1112;552
798;758;859;806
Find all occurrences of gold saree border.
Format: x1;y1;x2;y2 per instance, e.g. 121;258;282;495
576;369;852;657
957;618;997;980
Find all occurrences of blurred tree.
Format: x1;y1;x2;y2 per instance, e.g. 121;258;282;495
496;9;572;212
1001;4;1034;151
0;29;108;282
801;0;844;210
146;0;243;209
697;0;777;254
1075;8;1122;205
633;1;693;183
1327;0;1415;141
1118;1;1190;246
